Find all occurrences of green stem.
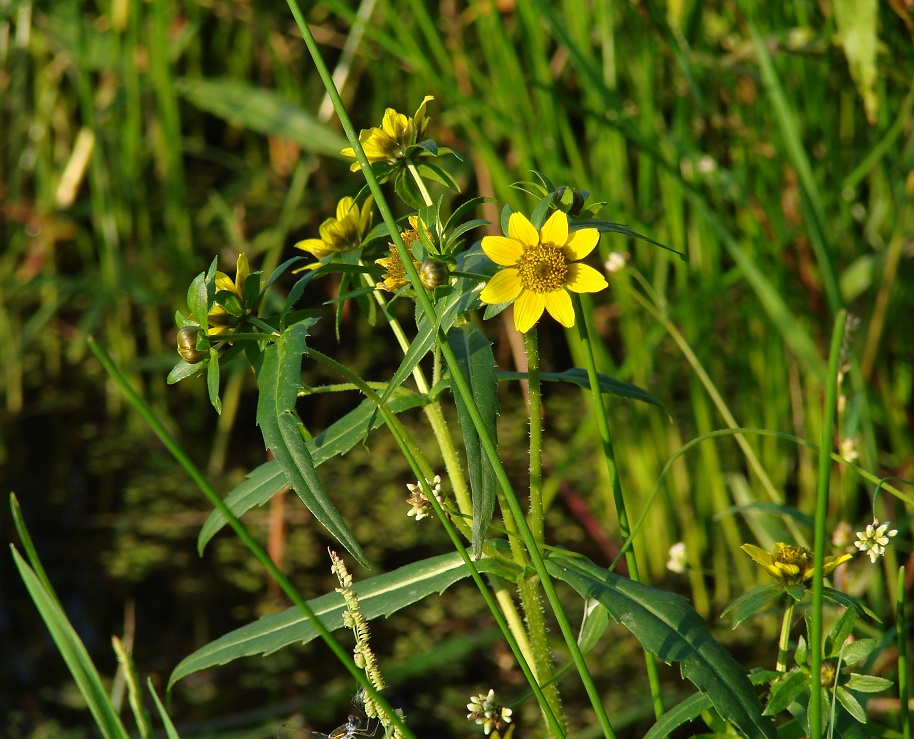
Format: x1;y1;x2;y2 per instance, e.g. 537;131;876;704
776;599;796;672
898;566;911;739
365;271;472;515
519;327;564;734
525;328;544;543
572;293;664;719
809;309;847;737
304;347;565;737
88;339;416;739
286;6;605;732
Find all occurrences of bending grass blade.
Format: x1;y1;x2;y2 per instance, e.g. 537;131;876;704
87;339;414;739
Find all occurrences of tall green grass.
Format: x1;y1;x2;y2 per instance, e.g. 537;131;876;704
3;0;912;735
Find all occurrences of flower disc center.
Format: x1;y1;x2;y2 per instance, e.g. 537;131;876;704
517;244;568;293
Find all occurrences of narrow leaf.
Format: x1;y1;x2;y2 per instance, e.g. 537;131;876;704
497;368;668;413
447;324;498;558
176;77;348;156
256;324;367;567
11;547;130;739
206;348;222;415
546;552;777;739
147;679;181;739
169;548;510;688
198;389;429;553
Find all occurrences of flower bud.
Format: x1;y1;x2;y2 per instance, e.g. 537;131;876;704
419;258;450;290
176;326;206;363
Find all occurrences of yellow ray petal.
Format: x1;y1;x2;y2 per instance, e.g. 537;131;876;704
507;212;539;247
540;210;569;248
544;289;574;327
480;268;523;304
481;235;524;266
564;227;600;260
565;263;609;293
514;290;545;333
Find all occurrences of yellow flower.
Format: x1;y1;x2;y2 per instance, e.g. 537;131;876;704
374;216;430;292
294;196;373;270
341;96;434;172
741;543;852;587
208;253;253;335
479;210;608;333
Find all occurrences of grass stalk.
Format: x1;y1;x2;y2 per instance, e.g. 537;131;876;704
88;338;416;739
286;4;613;733
305;347;563;737
897;566;910;739
809;309;848;736
572;293;664;719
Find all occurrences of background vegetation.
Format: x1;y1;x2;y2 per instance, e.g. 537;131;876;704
2;0;912;736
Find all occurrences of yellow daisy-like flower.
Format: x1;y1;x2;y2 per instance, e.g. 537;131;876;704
293;196;373;270
479;210;608;333
341;96;434;172
208;253;254;335
741;542;852;587
374;216;430;292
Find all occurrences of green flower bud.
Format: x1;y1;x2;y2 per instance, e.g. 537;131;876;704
419;258;449;290
176;326;206;363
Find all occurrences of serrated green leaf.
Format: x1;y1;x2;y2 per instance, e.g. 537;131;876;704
545;552;777;739
764;669;809;715
198;389;430;553
447;324;498;558
255;324;367;567
176;77;348;156
843;673;893;693
720;583;784;628
168;548;509;688
496;368;669;414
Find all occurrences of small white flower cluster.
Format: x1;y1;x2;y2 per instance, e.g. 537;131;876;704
604;252;628;273
406;474;443;522
855;518;898;563
467;689;512;736
666;542;687;574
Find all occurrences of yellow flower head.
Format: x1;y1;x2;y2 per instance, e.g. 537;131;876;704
374;216;430;292
341;96;434;172
208;253;254;335
294;196;374;270
479;210;608;333
741;542;852;587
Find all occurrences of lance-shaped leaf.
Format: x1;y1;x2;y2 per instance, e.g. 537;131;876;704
545;552;777;739
198;389;429;553
169;548;512;688
256;323;367;567
447;324;498;558
497;368;668;414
